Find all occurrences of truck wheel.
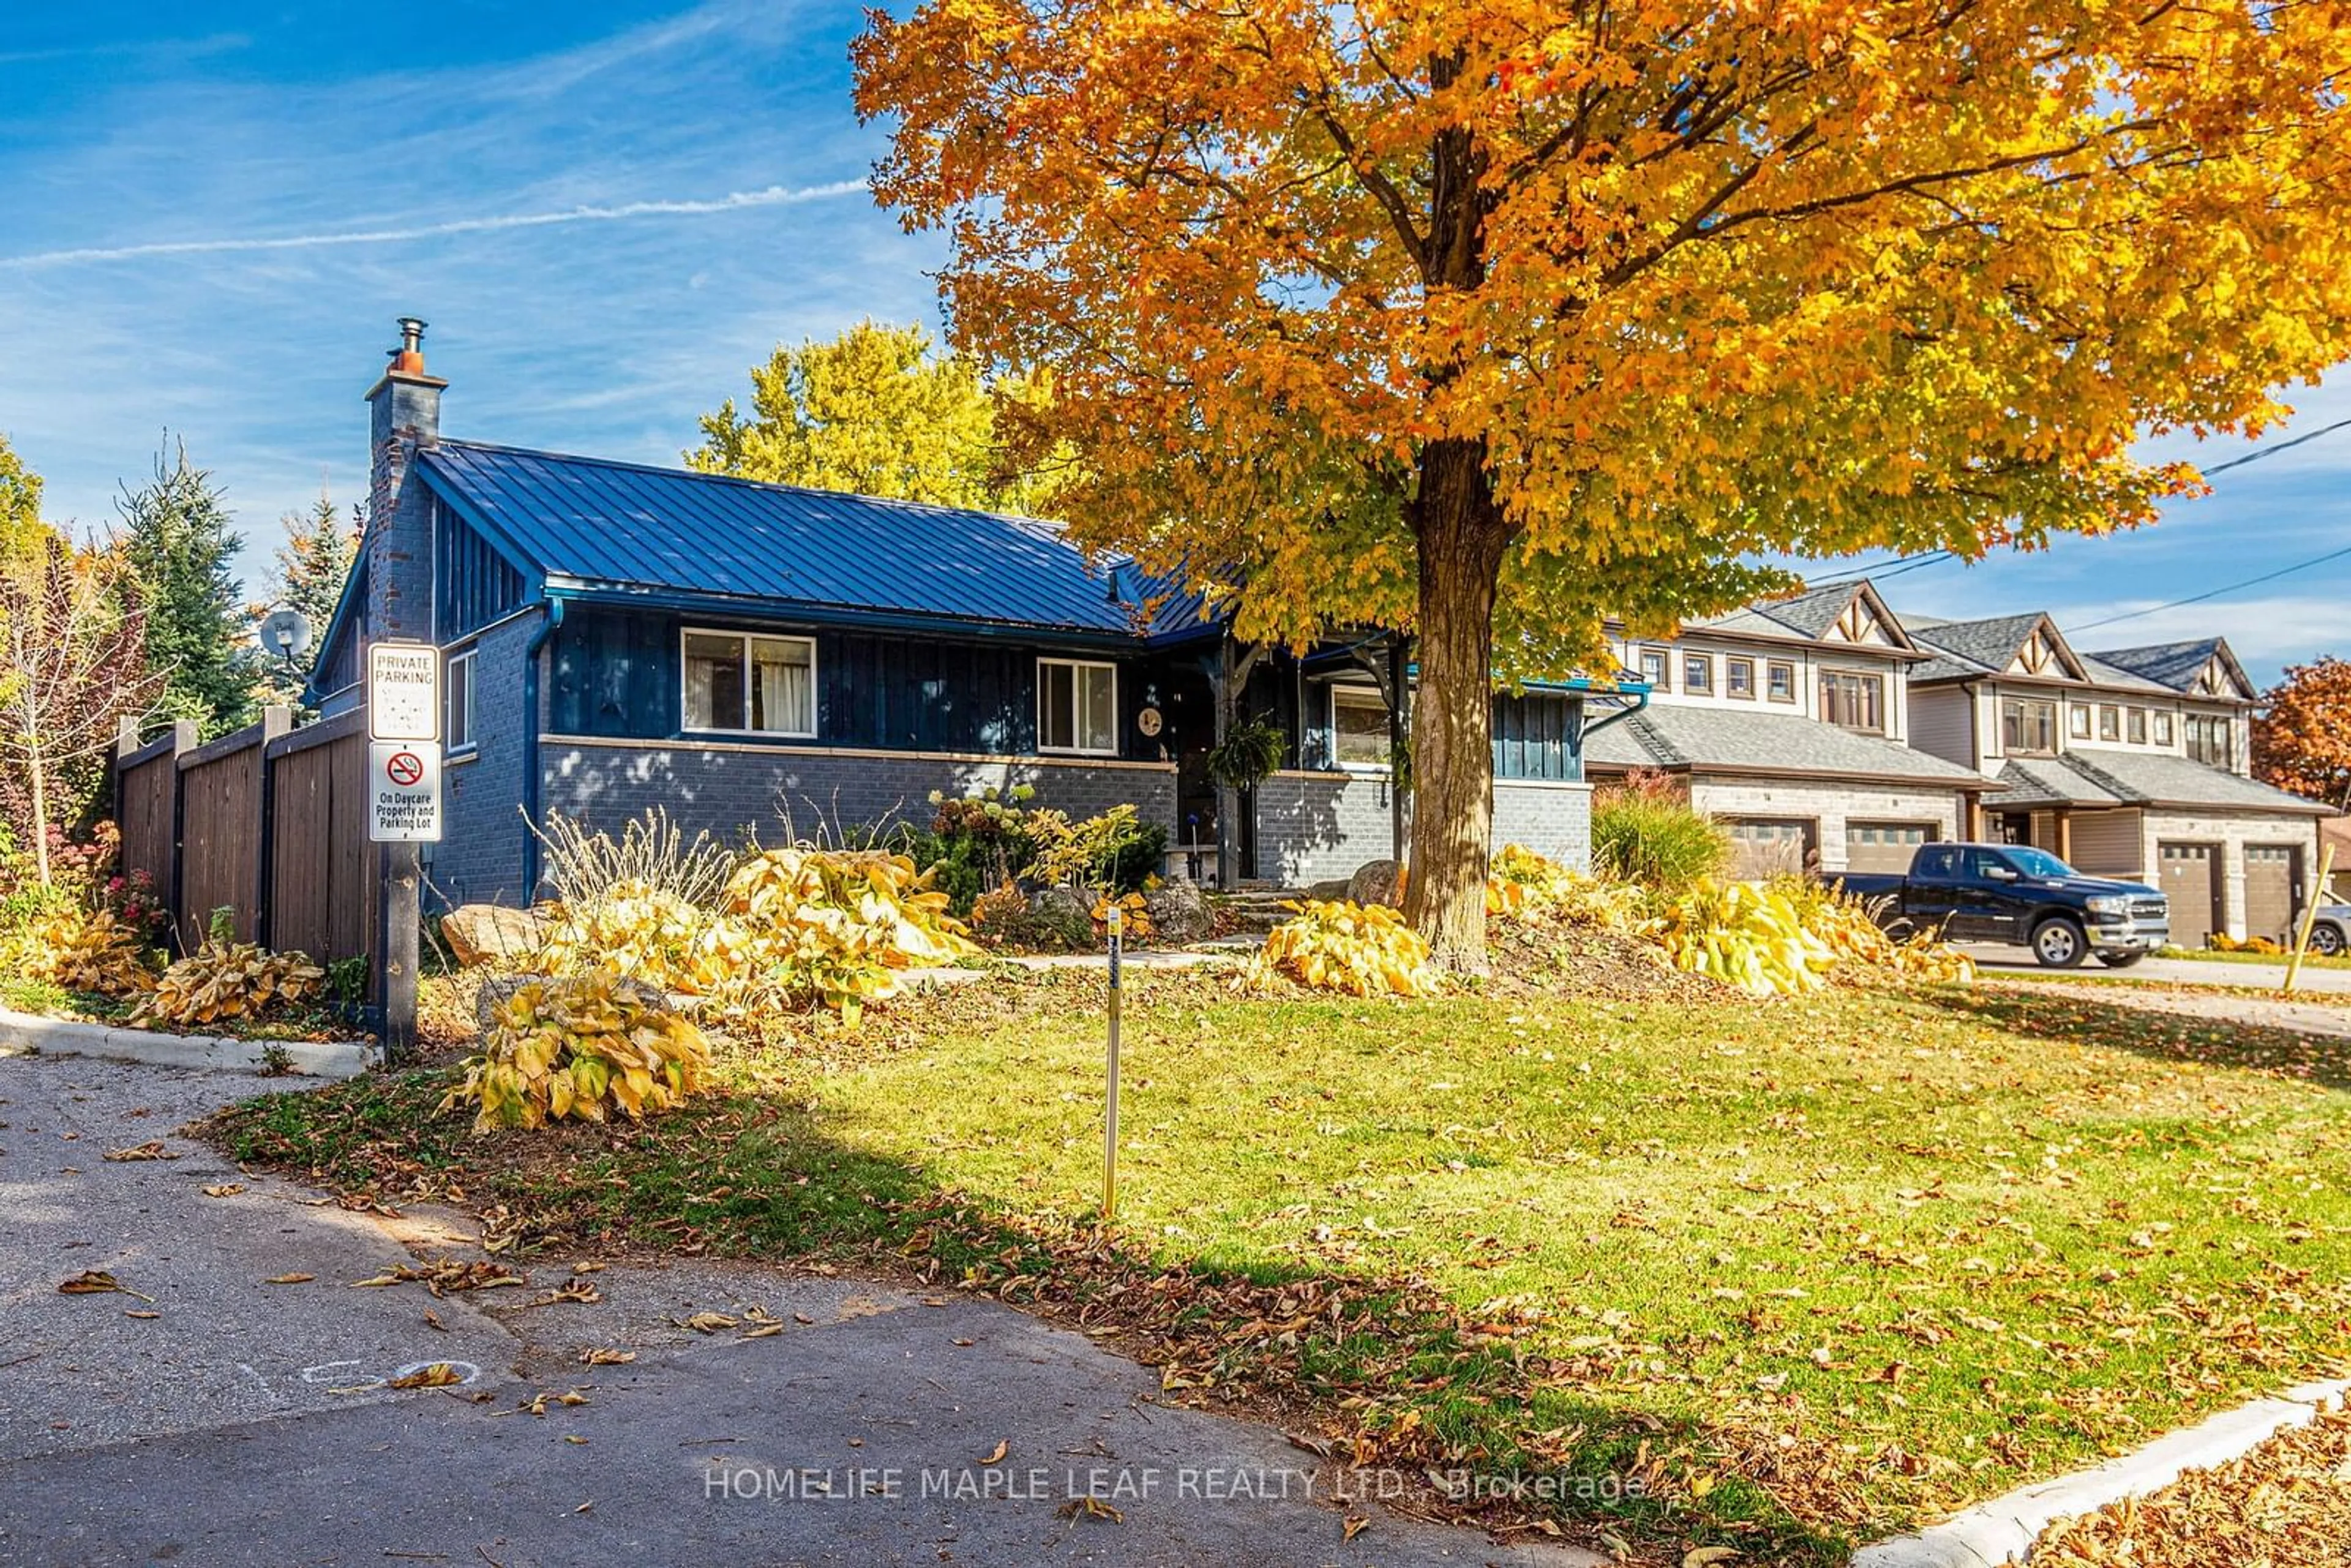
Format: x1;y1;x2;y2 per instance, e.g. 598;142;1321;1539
2313;923;2347;958
2097;951;2146;969
2031;917;2088;969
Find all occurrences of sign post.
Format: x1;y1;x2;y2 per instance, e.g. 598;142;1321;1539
1102;904;1123;1223
367;643;442;1065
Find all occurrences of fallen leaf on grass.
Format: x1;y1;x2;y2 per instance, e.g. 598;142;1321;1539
387;1364;463;1390
1684;1548;1741;1567
200;1184;245;1197
263;1273;315;1285
102;1142;176;1162
580;1348;636;1366
980;1439;1009;1465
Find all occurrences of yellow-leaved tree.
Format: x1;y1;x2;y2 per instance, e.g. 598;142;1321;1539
855;2;2351;966
688;318;1066;515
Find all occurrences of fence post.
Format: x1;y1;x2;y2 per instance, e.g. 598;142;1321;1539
159;719;199;956
253;707;292;949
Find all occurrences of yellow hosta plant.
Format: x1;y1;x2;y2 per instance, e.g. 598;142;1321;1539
534;880;722;994
1648;880;1836;998
722;847;980;1022
1251;899;1439;999
1488;846;1646;932
133;938;325;1028
26;908;159;996
443;969;710;1132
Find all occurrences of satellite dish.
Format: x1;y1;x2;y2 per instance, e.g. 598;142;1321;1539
258;607;312;664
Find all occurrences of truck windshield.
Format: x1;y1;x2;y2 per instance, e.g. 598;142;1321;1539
2000;848;2077;879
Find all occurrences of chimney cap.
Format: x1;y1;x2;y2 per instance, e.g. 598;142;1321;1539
388;317;430;376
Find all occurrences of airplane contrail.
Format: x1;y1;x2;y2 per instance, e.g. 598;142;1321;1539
0;180;869;269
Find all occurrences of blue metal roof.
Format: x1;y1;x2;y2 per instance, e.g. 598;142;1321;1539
418;440;1209;643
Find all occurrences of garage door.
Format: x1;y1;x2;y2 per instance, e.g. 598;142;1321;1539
2158;842;2221;947
1725;819;1815;879
1846;822;1936;875
2243;846;2301;947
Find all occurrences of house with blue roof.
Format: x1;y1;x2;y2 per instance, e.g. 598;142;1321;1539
310;322;1603;905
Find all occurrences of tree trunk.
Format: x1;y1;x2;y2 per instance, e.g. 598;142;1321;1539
28;748;50;887
1403;437;1513;971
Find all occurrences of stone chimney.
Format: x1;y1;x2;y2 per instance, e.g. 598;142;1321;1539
363;317;446;645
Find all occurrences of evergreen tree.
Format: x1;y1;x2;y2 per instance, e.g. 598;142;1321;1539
116;440;256;736
252;489;359;708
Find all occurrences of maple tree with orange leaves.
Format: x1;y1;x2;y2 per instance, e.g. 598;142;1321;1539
855;1;2351;966
2254;657;2351;813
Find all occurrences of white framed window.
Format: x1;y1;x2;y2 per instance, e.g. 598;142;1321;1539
1039;658;1118;755
445;647;478;754
1330;686;1390;768
682;628;817;737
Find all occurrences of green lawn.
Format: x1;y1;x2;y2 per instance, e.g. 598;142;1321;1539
214;969;2351;1563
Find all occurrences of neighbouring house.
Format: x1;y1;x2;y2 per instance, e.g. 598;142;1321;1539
2323;817;2351;902
1587;581;1989;876
1899;614;2329;944
307;322;1606;904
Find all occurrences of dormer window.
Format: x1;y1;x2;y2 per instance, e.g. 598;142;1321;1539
1820;671;1884;734
2001;697;2057;756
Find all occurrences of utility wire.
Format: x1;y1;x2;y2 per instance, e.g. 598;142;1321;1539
2067;539;2351;633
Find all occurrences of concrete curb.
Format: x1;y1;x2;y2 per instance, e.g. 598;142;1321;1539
0;1005;372;1080
1853;1376;2351;1566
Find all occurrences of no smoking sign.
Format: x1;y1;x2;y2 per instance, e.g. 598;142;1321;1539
368;740;443;844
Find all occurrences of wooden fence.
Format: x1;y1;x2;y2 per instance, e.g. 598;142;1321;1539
112;708;379;975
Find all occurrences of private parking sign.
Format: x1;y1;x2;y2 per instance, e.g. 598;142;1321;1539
368;740;443;843
368;643;440;741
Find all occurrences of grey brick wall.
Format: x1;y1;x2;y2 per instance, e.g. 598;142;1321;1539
1253;771;1401;885
1493;779;1594;872
1252;771;1592;885
537;736;1177;863
422;612;540;908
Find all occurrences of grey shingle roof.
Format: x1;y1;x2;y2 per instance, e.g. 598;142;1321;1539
2085;640;2226;692
1901;611;2049;676
1985;749;2330;814
1584;703;1984;786
2064;749;2333;815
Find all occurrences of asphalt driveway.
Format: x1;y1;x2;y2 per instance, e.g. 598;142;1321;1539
0;1054;1591;1568
1960;946;2351;995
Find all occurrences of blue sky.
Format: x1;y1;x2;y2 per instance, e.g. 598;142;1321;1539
1;2;2344;686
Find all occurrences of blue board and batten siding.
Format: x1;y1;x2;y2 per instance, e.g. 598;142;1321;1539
433;496;528;638
543;606;1178;763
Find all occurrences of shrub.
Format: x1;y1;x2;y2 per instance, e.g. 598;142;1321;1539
1590;782;1730;890
721;847;981;1022
1487;844;1647;931
535;880;719;995
1645;877;1975;996
1250;899;1439;997
535;807;732;910
23;907;159;996
443;969;710;1131
133;910;325;1029
1764;874;1977;985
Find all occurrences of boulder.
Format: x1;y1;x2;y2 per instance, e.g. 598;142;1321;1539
440;904;546;968
1024;885;1098;950
473;973;539;1036
1345;858;1406;909
1303;877;1352;902
1143;877;1213;943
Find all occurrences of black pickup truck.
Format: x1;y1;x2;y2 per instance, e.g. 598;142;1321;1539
1833;842;2170;969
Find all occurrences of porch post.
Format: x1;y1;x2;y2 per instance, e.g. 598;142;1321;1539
2055;808;2074;865
1213;638;1238;891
